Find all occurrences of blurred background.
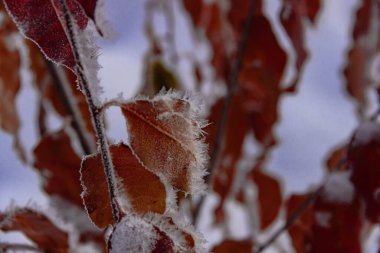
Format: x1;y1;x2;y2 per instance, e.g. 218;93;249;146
1;0;378;251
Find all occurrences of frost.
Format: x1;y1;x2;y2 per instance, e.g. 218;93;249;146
323;171;355;203
352;121;380;147
109;216;159;253
315;211;331;228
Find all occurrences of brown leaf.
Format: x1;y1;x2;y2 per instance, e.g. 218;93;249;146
81;144;167;228
0;208;69;253
343;0;379;113
121;93;207;193
33;130;83;207
111;144;166;215
251;169;283;230
325;144;347;171
211;239;253;253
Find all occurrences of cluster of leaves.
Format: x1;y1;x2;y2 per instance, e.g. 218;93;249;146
1;0;380;252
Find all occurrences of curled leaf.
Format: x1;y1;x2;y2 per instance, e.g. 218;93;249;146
0;208;69;253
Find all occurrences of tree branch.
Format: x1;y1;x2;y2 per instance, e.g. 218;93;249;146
58;0;119;222
44;59;96;155
193;0;257;226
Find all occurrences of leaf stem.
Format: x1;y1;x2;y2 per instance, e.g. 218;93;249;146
193;0;257;226
58;0;119;222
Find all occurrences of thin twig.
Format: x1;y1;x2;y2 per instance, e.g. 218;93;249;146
0;243;43;252
193;0;257;226
254;187;323;253
44;60;96;155
58;0;119;222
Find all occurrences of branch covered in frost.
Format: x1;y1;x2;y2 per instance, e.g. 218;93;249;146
58;0;119;222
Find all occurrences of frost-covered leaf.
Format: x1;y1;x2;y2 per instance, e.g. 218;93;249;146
109;215;204;253
0;208;69;253
33;130;83;207
347;121;380;222
3;0;91;70
211;239;253;253
80;144;167;229
108;216;174;253
120;92;208;194
251;169;282;230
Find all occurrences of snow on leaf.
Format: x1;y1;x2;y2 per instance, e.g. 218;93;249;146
109;214;205;253
3;0;93;70
33;129;83;207
120;91;208;194
347;121;380;223
251;169;283;230
322;171;355;204
80;144;167;229
211;239;253;253
0;208;69;253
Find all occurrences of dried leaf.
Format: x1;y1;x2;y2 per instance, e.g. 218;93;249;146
251;169;282;230
4;0;90;70
111;144;167;215
33;130;83;207
0;208;69;253
211;239;253;253
80;144;167;228
121;92;207;193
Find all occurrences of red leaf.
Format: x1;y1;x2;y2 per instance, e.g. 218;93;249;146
251;169;283;230
286;192;363;253
211;239;253;253
33;130;83;207
4;0;90;70
286;194;314;253
342;0;380;112
120;93;207;193
347;122;380;222
0;208;69;253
